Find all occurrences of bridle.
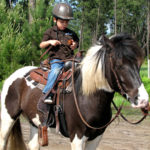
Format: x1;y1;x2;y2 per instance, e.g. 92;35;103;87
110;55;148;124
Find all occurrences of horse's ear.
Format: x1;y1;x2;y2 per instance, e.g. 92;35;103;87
98;35;114;49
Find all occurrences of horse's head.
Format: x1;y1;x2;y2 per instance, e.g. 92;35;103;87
101;33;149;109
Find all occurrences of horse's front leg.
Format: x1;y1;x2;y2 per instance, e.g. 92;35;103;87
85;135;103;150
71;134;88;150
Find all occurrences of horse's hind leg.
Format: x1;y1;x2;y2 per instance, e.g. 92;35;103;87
0;78;24;150
28;124;40;150
0;109;15;150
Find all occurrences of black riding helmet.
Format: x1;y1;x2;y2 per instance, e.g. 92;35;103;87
52;3;74;20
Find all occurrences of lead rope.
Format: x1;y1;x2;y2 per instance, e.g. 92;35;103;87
71;58;124;130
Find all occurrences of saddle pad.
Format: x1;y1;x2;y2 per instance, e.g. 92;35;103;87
25;67;72;93
30;68;49;85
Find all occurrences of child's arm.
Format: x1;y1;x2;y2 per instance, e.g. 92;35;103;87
39;40;61;49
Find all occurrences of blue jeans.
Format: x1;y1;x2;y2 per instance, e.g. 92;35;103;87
43;59;64;94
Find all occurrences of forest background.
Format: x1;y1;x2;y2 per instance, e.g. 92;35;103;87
0;0;150;97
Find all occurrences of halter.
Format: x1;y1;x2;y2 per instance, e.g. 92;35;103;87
109;54;148;124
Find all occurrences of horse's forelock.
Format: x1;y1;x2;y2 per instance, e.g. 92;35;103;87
111;34;144;62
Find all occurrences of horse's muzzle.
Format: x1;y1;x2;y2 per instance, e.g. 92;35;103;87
131;99;149;109
129;84;149;109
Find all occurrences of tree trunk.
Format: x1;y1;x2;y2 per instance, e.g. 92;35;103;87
28;0;36;24
114;0;117;35
95;7;100;41
147;0;150;78
121;8;124;32
92;7;100;45
148;60;150;78
78;6;84;52
79;19;83;51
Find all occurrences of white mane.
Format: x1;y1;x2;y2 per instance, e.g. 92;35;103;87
81;45;113;96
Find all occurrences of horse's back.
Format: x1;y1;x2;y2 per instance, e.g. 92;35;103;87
1;66;37;99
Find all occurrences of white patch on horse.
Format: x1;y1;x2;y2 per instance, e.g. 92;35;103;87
0;114;14;146
131;83;149;108
28;125;40;150
71;134;88;150
32;114;41;126
85;135;103;150
25;78;37;89
28;133;39;150
81;45;113;95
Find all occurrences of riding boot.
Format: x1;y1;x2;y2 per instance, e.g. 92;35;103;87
37;93;49;115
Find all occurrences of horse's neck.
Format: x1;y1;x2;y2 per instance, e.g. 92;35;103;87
92;90;114;106
80;90;114;124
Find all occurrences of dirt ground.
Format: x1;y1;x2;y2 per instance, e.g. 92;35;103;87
21;115;150;150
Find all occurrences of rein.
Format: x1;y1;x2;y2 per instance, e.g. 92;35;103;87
112;100;148;124
71;58;124;130
110;55;148;124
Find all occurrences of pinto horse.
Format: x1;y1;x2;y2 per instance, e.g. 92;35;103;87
0;33;149;150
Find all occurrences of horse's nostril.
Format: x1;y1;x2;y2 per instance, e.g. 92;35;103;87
134;100;138;105
127;97;130;102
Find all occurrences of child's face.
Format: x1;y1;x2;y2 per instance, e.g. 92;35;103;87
56;19;69;30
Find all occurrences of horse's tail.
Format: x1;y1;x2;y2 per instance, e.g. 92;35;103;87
7;119;27;150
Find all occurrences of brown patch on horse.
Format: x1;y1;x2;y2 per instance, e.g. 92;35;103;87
5;78;26;119
5;78;46;124
20;79;47;124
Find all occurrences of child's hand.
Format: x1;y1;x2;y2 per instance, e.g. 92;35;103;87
49;40;61;46
70;40;77;50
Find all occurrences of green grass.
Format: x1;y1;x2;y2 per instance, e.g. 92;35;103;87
0;80;4;90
